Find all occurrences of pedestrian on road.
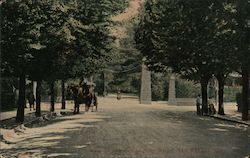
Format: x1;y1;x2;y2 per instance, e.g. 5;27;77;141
196;94;202;115
117;88;121;100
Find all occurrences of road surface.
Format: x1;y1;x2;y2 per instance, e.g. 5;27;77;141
1;97;249;158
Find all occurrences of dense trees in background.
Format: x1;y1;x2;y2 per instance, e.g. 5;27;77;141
135;0;250;120
1;0;128;122
99;19;142;95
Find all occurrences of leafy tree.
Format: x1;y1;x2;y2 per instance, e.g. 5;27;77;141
58;0;130;107
1;0;42;122
1;0;132;121
1;0;105;119
235;0;250;120
24;0;72;114
136;0;215;113
207;1;239;115
33;0;127;112
135;0;244;115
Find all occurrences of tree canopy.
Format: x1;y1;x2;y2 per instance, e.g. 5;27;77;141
1;0;129;122
135;0;250;117
1;0;129;80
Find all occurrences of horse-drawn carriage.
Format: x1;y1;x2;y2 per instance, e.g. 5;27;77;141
68;82;98;114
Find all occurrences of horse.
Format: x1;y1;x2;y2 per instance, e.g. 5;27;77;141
68;84;98;114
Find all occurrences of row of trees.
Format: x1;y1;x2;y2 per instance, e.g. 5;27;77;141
1;0;128;122
135;0;250;120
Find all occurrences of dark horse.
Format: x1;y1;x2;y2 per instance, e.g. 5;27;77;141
68;84;98;114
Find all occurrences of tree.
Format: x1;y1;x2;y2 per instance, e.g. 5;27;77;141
1;0;132;121
135;0;243;115
208;1;239;115
136;0;218;114
1;0;42;122
27;0;118;112
235;0;250;120
23;0;72;114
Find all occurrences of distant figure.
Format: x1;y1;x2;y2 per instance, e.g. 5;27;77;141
117;88;121;100
89;84;98;112
79;79;87;96
196;94;202;115
208;98;216;115
28;94;36;111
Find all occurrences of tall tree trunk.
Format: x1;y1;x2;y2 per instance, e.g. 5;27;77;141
237;0;249;121
242;68;249;121
61;80;66;109
217;75;225;115
201;78;208;115
35;80;42;117
50;81;55;112
16;72;26;123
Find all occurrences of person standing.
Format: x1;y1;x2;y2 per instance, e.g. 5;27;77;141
196;94;202;115
117;88;121;100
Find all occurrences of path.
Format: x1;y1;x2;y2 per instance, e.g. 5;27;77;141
1;97;249;158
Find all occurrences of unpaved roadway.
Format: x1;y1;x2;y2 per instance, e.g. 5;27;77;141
1;97;249;158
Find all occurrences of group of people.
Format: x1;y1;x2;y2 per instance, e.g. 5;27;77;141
77;79;98;112
25;79;99;113
196;94;216;115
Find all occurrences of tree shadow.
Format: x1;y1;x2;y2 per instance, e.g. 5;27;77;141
0;111;81;129
1;118;101;157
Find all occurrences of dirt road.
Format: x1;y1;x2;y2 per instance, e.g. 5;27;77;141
1;97;249;158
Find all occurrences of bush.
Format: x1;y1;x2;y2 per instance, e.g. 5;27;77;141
151;73;169;101
176;79;200;98
224;86;242;102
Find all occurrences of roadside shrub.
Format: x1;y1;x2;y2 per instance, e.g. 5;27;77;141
176;79;200;98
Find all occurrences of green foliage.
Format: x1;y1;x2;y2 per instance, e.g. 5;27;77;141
151;73;168;101
101;19;143;95
224;86;242;102
234;1;250;72
1;0;129;81
1;0;39;76
176;79;200;98
0;0;130;117
103;0;129;15
108;72;140;94
63;0;130;78
135;0;249;82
